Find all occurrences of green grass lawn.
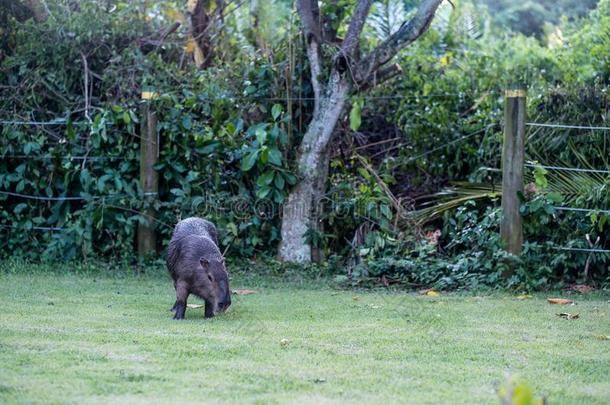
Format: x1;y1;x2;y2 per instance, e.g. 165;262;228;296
0;265;609;404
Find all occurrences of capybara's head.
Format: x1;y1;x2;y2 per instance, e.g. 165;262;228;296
200;257;231;315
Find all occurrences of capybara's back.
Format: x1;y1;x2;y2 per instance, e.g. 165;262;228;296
171;217;219;247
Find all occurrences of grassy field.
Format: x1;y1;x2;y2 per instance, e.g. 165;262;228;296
0;265;609;404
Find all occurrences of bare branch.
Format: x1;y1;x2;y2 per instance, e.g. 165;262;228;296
306;42;323;116
139;22;181;54
159;22;181;44
79;52;91;123
340;0;373;58
358;63;403;91
355;0;443;85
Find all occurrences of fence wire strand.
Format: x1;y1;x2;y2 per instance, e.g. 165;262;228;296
526;122;610;131
0;190;132;201
523;163;610;175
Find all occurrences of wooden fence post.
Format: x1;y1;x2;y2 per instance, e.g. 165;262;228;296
138;90;159;258
501;87;526;256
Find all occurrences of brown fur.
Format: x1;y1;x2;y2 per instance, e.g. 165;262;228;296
167;218;230;319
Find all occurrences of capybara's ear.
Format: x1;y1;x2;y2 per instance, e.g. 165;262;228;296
200;257;210;268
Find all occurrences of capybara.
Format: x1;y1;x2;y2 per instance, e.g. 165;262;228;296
167;217;231;319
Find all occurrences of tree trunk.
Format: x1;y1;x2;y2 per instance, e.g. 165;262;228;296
278;73;348;263
189;0;215;69
310;144;331;263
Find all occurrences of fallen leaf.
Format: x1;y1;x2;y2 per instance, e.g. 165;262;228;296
547;298;574;305
232;289;257;295
517;294;532;300
186;304;205;309
420;288;440;297
280;338;290;347
352;295;360;301
556;312;579;320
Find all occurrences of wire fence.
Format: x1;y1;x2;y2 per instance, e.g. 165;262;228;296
451;118;609;254
1;90;609;256
516;116;609;253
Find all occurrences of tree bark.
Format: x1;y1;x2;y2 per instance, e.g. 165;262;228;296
310;143;332;263
189;0;217;69
279;73;348;262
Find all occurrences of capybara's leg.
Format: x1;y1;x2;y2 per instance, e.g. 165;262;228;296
170;281;178;312
173;282;189;320
204;300;215;318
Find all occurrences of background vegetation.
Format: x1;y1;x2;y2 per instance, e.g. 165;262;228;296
0;0;608;290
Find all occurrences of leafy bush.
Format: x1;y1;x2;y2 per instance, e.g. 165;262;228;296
0;0;608;291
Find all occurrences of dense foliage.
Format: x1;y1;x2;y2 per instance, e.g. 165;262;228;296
0;0;608;289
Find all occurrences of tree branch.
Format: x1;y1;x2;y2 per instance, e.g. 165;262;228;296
139;22;181;53
297;0;323;115
340;0;373;58
296;0;321;44
355;0;443;85
358;63;403;91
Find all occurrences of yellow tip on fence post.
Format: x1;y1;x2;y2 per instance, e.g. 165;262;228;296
501;87;526;261
141;91;159;100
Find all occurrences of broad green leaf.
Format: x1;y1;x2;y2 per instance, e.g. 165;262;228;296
272;104;282;120
23;142;40;155
256;127;267;145
268;148;282;166
273;189;284;203
284;173;297;185
260;147;269;164
256;186;272;199
80;169;91;186
256;171;275;187
546;192;564;203
423;82;433;96
241;150;259;171
227;222;238;235
14;203;28;214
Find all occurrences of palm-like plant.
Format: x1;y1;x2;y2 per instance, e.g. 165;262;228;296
367;0;409;41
